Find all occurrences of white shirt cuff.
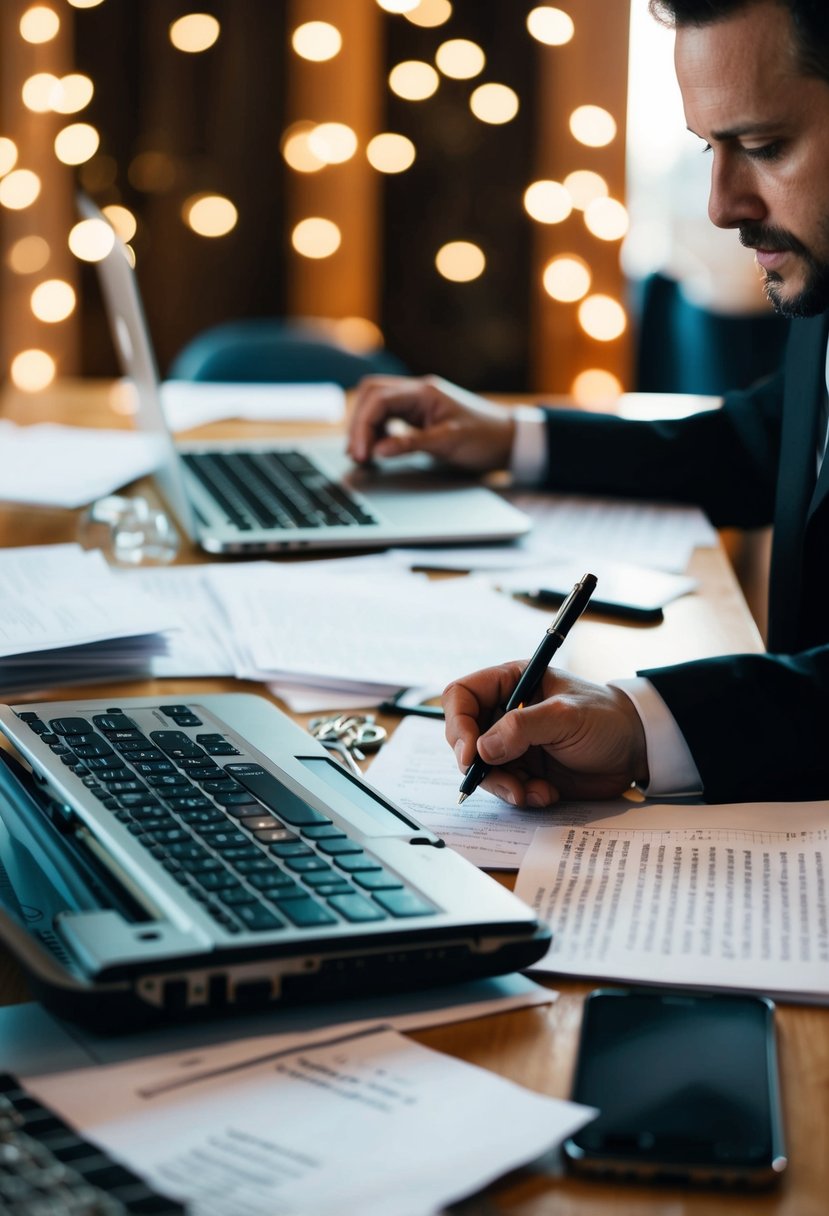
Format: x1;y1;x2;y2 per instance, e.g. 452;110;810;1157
609;676;703;797
509;406;548;483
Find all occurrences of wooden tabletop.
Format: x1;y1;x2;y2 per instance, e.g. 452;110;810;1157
1;379;825;1216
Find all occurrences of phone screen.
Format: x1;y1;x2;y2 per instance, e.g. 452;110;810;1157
564;989;786;1184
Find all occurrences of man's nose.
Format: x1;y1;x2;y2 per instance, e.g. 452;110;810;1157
707;156;766;229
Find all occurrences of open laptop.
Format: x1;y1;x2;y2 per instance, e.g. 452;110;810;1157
78;194;531;554
0;692;550;1027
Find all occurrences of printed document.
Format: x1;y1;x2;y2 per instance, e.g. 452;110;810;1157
365;717;630;869
516;801;829;1001
27;1028;594;1216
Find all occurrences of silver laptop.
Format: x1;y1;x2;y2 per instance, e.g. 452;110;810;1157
78;195;530;555
0;693;549;1027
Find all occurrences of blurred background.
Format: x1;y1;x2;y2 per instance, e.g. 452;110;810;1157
0;0;789;405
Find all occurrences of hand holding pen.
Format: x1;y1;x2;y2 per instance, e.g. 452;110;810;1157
442;574;649;807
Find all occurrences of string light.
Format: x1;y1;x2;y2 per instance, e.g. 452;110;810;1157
435;40;485;80
435;241;486;282
526;7;574;46
469;84;519;125
292;217;342;259
183;194;238;237
291;21;342;61
19;6;60;44
169;14;220;53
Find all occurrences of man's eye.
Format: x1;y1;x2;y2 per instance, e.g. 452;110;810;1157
745;141;783;161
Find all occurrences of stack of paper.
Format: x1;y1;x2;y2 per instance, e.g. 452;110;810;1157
0;545;181;694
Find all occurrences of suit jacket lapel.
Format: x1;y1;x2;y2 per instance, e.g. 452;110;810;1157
768;313;828;650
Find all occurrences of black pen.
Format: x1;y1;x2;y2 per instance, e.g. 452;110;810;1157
457;572;597;804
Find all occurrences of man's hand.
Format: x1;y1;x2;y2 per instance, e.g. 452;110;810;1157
347;374;516;472
443;662;649;806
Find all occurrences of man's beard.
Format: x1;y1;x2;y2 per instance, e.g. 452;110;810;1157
739;222;829;318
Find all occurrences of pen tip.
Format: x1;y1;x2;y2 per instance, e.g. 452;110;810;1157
457;793;468;805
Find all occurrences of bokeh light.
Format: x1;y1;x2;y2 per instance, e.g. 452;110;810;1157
281;122;326;173
31;279;76;323
435;241;486;282
169;14;220;53
388;61;440;100
332;316;384;351
66;0;106;7
128;150;177;192
0;139;18;178
292;217;342;259
0;169;41;210
564;169;608;210
291;21;342;61
526;6;574;46
54;122;100;165
7;235;50;275
569;104;617;148
542;255;591;302
366;133;416;173
578;294;627;341
11;349;56;392
50;74;94;114
469;83;519;124
404;0;452;26
22;73;59;113
435;39;485;80
183;194;238;237
523;180;572;224
68;218;115;261
584;197;629;241
307;122;358;165
103;204;138;242
377;0;420;11
19;6;60;44
572;369;623;405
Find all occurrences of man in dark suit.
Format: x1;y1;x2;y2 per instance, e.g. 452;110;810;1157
347;0;829;806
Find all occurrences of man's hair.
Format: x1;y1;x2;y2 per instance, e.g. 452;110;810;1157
649;0;829;83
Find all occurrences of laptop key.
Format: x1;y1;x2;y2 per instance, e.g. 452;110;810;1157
328;894;387;923
333;853;382;874
223;765;332;826
284;856;332;874
317;837;364;856
273;897;337;927
373;889;435;917
353;869;405;892
235;903;285;931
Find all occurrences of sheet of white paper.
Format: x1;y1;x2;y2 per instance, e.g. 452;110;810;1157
0;420;161;508
494;557;697;610
365;717;630;869
27;1029;593;1216
208;565;551;690
160;380;345;430
269;682;394;711
0;544;180;659
516;800;829;1000
394;493;717;575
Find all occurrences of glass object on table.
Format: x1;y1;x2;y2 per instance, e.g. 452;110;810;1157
77;494;179;565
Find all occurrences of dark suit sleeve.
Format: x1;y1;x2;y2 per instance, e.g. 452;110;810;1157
541;369;785;528
640;646;829;802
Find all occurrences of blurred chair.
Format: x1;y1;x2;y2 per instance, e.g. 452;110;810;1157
632;272;790;395
168;318;408;388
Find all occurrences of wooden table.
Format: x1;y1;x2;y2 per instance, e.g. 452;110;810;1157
1;379;826;1216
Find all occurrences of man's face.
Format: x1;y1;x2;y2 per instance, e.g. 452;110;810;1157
676;1;829;317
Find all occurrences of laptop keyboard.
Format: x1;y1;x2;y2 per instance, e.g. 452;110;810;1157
181;449;378;531
16;705;434;935
0;1073;185;1214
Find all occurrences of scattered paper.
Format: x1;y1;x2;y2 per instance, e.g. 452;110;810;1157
516;800;829;1001
27;1028;594;1216
395;493;717;575
0;420;162;508
494;556;697;612
160;380;346;431
365;717;630;869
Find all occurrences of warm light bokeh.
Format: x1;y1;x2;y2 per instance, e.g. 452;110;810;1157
435;241;486;282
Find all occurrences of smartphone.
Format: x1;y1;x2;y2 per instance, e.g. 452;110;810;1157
563;988;787;1187
529;588;664;624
